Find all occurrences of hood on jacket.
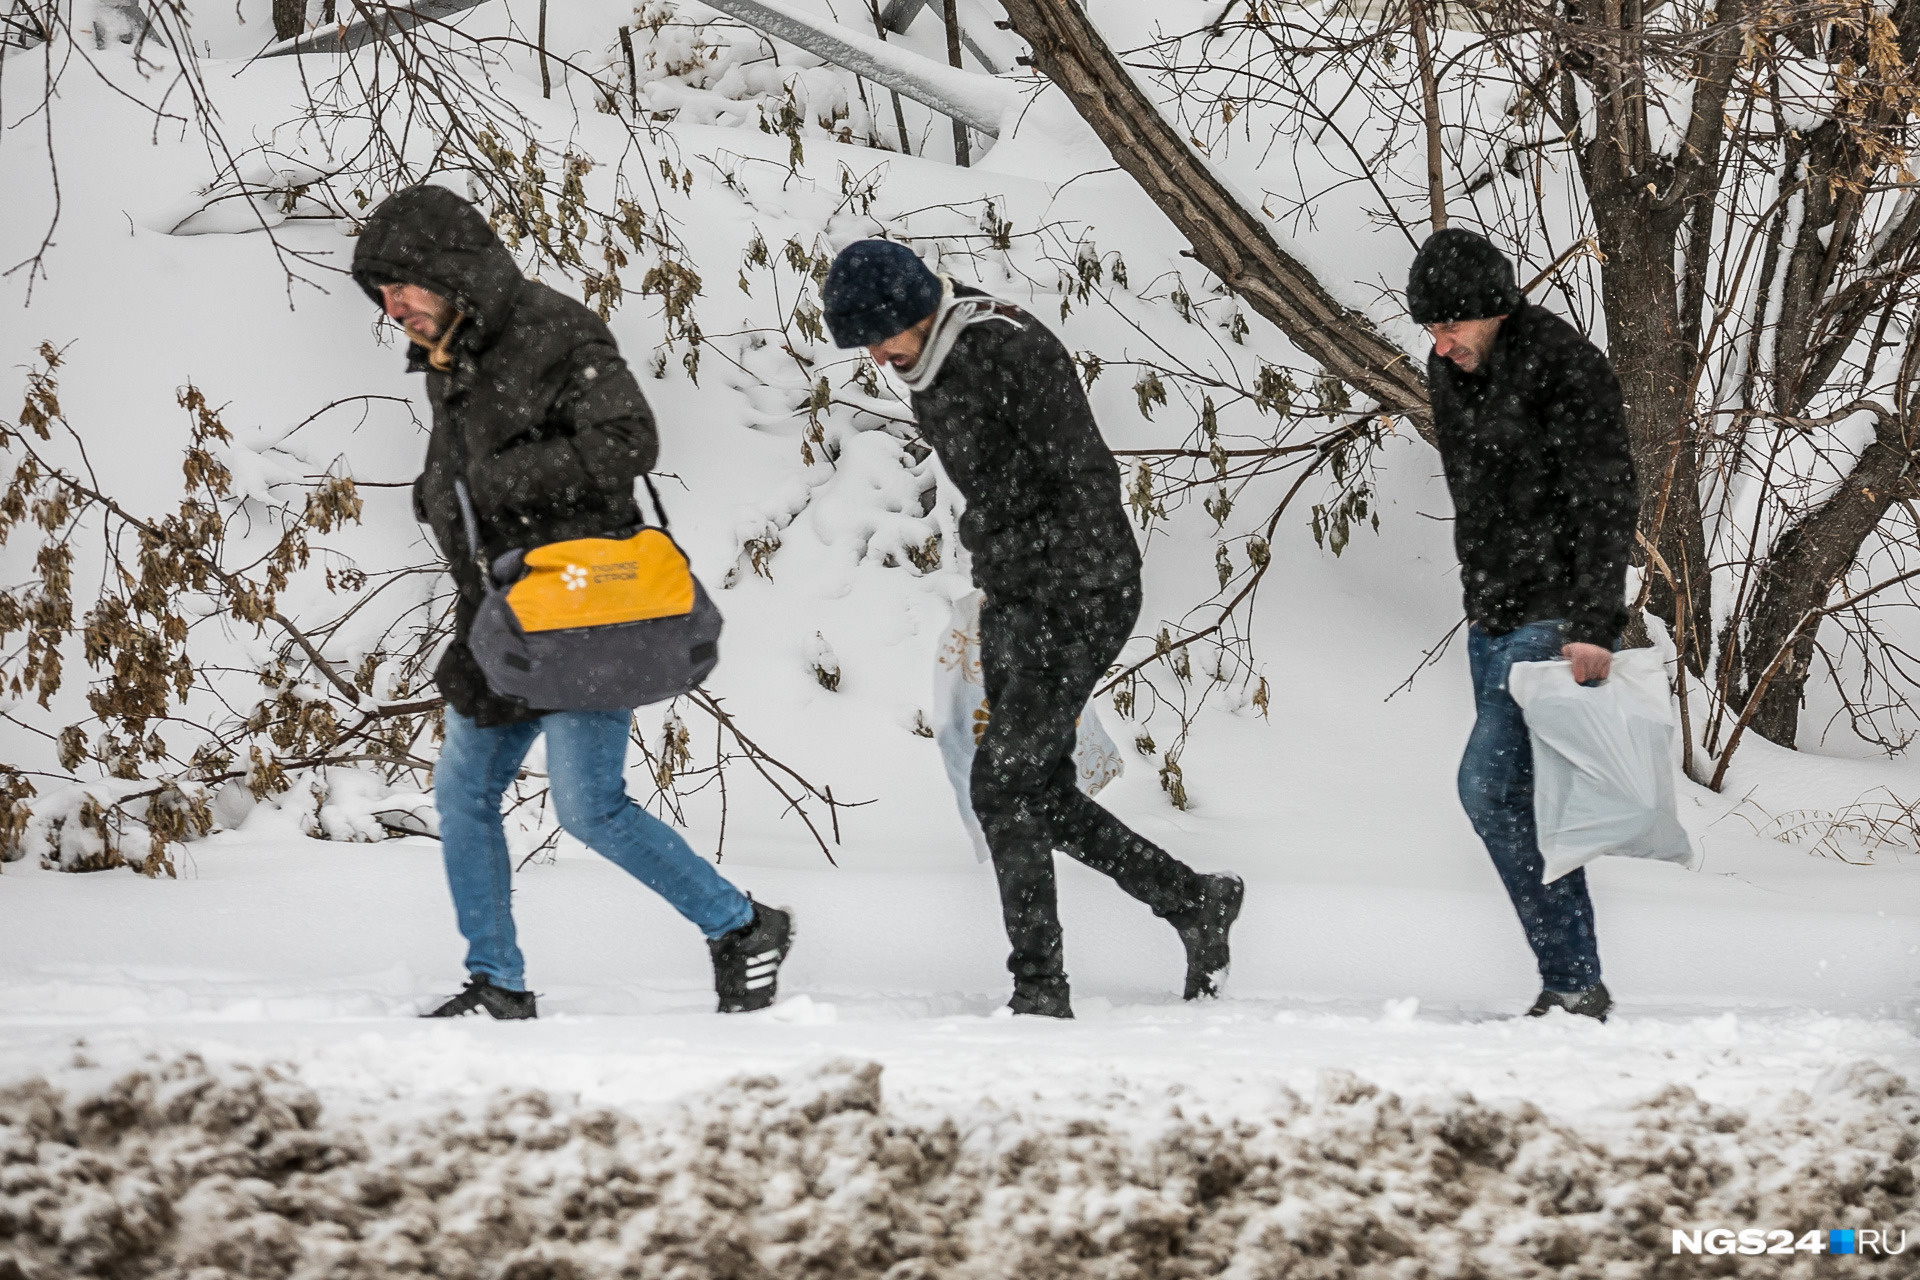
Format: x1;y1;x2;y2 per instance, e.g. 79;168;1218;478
351;186;524;349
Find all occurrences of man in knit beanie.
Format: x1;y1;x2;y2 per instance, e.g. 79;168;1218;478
823;239;1244;1019
1410;227;1639;1021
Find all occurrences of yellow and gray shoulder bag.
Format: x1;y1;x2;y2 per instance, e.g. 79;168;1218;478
455;476;722;709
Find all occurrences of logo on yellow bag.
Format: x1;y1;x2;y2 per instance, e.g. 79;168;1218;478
508;530;696;632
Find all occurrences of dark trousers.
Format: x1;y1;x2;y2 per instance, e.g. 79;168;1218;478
972;580;1203;993
1459;620;1603;992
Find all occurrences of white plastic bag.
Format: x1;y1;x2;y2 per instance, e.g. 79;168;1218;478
932;590;1125;861
1507;647;1700;883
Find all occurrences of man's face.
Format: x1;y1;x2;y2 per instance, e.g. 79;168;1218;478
1425;315;1506;374
866;313;937;370
379;282;456;341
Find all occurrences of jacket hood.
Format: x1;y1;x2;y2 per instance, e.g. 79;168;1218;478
351;186;524;347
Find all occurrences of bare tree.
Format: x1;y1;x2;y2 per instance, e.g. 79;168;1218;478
999;0;1432;439
1006;0;1920;780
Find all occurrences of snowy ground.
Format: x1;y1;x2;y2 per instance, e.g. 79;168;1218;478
3;813;1917;1276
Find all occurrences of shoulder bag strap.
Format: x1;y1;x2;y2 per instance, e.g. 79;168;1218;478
458;472;666;565
453;478;489;573
640;474;673;533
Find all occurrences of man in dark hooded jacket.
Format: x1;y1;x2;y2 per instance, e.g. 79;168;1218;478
1410;227;1639;1021
351;185;791;1019
822;239;1244;1019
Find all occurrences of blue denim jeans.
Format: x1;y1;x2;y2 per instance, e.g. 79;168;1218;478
1460;619;1602;993
434;708;754;991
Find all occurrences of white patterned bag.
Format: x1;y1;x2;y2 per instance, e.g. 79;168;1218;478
932;590;1125;862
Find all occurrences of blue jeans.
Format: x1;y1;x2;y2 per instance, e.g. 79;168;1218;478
434;708;754;991
1460;620;1602;993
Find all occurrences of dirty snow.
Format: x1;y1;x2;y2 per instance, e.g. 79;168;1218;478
2;1045;1913;1279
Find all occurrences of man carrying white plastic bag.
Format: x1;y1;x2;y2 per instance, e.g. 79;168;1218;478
1509;649;1699;886
823;240;1242;1019
1413;229;1646;1022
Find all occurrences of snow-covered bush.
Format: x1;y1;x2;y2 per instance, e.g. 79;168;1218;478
0;345;440;874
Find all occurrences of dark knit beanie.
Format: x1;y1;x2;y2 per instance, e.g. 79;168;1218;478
1406;228;1521;325
823;240;943;348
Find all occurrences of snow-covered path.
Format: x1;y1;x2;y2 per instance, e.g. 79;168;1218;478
3;835;1916;1277
3;831;1916;1109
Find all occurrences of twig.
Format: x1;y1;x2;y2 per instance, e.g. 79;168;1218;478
1709;563;1920;791
537;0;550;98
1096;415;1375;696
1383;618;1465;702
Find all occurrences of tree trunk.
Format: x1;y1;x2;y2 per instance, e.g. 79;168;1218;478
1581;180;1713;672
940;0;968;166
1557;0;1747;677
1733;427;1911;745
998;0;1433;439
273;0;305;41
869;1;914;155
1409;0;1446;231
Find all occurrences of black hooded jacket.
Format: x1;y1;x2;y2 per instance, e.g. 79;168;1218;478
352;186;658;726
1428;301;1639;646
908;286;1140;600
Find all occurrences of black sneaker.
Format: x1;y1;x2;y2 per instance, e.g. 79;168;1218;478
1526;982;1612;1022
710;902;793;1013
1008;980;1073;1019
1174;872;1244;1000
423;974;537;1020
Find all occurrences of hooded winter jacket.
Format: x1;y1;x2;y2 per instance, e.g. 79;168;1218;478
351;186;658;726
1428;300;1639;647
908;285;1140;599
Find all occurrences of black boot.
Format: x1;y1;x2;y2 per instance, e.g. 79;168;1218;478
1526;981;1611;1022
709;901;793;1013
1172;872;1244;1000
424;974;537;1020
1008;979;1073;1019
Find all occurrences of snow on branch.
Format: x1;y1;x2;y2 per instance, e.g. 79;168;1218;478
694;0;1022;136
259;0;488;58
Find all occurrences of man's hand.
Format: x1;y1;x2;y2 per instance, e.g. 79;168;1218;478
1563;642;1612;685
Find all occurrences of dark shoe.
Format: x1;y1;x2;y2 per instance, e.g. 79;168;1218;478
1526;981;1611;1022
1174;872;1244;1000
1008;980;1073;1019
424;974;537;1020
710;901;793;1013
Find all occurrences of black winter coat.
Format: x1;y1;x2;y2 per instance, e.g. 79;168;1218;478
909;286;1140;600
352;186;658;727
1428;301;1639;647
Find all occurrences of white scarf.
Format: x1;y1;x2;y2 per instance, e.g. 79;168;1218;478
896;276;1024;393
